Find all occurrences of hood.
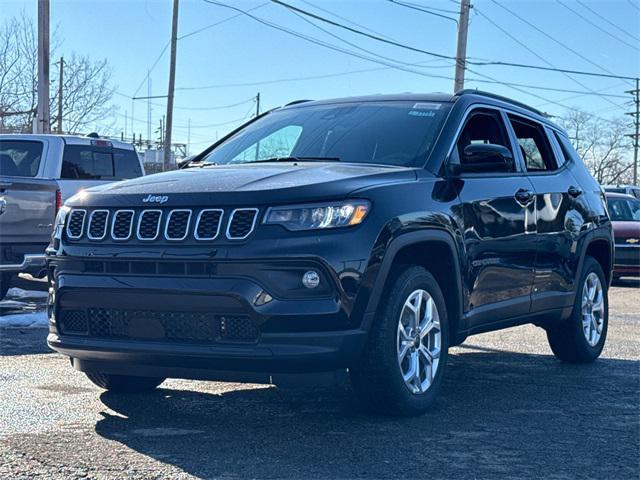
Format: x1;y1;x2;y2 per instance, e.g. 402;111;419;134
612;220;640;239
69;162;419;208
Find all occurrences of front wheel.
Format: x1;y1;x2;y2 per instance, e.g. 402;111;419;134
85;372;165;393
350;266;449;416
546;256;608;363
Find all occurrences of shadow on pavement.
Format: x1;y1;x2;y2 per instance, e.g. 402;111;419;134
95;351;639;479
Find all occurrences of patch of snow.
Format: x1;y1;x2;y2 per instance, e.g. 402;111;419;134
0;311;48;328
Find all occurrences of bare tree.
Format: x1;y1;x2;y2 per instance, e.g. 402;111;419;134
0;14;116;134
560;109;633;185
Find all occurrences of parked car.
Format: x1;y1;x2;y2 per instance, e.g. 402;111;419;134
0;134;144;299
605;192;640;280
47;91;613;415
603;185;640;200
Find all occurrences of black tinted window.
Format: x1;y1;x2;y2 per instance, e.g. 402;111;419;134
509;116;557;172
203;101;451;167
62;146;141;180
114;149;143;178
608;197;640;221
0;140;43;177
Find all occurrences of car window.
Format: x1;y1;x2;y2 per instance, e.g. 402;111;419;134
453;109;514;172
114;149;143;178
508;116;557;172
229;125;302;164
608;197;640;221
0;140;43;177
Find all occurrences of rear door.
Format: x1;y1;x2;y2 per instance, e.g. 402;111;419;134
451;108;537;326
0;139;57;245
58;141;143;200
505;114;589;311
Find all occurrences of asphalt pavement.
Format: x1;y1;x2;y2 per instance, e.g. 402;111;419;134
0;278;638;479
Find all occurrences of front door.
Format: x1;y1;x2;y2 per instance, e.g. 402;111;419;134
451;108;537;326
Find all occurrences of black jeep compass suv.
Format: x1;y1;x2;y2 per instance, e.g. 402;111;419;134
47;91;613;415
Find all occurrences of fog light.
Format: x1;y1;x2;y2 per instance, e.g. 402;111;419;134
302;270;320;289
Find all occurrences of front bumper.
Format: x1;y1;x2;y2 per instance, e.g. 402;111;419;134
0;253;46;273
613;245;640;277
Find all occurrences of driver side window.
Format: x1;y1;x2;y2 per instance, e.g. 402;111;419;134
453;110;514;172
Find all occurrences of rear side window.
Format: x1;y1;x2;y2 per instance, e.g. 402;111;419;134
508;116;557;172
62;146;141;180
0;140;43;177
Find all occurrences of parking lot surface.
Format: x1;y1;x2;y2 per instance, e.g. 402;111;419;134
0;279;638;479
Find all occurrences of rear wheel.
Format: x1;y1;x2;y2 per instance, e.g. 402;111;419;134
85;372;165;392
350;266;449;416
546;256;608;363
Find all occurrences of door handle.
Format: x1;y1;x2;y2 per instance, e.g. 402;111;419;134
568;186;583;198
514;188;534;205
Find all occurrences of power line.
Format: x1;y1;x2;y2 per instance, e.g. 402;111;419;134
628;0;640;12
473;5;624;108
488;0;623;79
557;0;638;51
386;0;458;24
576;0;639;42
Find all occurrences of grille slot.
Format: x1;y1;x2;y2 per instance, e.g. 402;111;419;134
58;308;259;344
87;210;109;240
66;210;86;239
227;208;258;240
165;209;192;240
111;210;134;240
137;210;162;240
195;209;223;240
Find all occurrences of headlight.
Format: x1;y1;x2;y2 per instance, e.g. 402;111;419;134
264;200;370;231
52;206;70;241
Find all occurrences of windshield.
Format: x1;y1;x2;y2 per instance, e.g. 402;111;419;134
608;197;640;222
201;101;451;167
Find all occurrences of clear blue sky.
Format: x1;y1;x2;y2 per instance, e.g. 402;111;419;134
2;0;639;153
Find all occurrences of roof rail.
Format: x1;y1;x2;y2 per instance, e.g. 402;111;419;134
455;89;546;117
284;99;314;107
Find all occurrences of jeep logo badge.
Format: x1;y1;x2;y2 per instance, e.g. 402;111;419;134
142;194;169;204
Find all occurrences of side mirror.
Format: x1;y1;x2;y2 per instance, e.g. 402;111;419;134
459;143;513;173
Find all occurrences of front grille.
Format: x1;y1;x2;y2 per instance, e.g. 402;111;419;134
165;209;191;240
64;206;259;243
227;208;258;240
66;210;86;239
137;210;162;240
112;210;134;240
195;209;223;240
58;308;258;344
88;210;109;240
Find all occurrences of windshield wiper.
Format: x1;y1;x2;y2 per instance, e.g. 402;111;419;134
249;156;341;164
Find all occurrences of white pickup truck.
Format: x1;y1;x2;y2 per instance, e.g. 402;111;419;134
0;134;145;299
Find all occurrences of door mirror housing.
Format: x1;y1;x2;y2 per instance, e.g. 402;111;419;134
458;143;514;173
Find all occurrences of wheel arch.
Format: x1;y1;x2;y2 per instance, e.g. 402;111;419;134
364;229;465;345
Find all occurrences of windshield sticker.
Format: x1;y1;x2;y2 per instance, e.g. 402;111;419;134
412;102;441;110
408;110;436;117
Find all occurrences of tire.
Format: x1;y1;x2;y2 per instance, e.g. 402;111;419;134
350;266;449;416
85;372;165;392
0;273;13;301
546;256;608;363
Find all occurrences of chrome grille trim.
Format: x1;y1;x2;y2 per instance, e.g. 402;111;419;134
136;209;163;241
87;209;110;240
111;210;135;241
66;209;86;240
164;209;192;241
194;209;224;241
226;208;259;240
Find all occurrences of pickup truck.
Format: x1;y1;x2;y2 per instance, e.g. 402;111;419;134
0;134;145;299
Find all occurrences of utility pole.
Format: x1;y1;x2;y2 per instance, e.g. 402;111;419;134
256;92;261;117
187;118;191;156
36;0;50;134
626;78;639;185
57;57;64;133
163;0;180;172
454;0;471;93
